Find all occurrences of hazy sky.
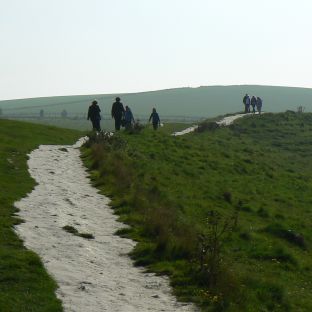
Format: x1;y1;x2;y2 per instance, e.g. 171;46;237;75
1;0;312;100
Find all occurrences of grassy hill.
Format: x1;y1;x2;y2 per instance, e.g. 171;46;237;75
82;112;312;311
1;86;312;131
0;119;82;311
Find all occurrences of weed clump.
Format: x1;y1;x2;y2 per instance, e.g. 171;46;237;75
62;225;95;240
58;147;68;152
246;278;290;311
115;227;132;238
79;233;95;239
125;120;145;134
84;131;126;150
250;245;297;266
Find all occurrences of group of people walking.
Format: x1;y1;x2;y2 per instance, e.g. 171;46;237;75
87;97;161;132
88;94;263;132
243;94;263;114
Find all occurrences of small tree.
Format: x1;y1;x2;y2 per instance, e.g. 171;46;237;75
197;210;237;287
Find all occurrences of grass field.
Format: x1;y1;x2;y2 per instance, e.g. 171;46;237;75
0;119;82;312
82;112;312;311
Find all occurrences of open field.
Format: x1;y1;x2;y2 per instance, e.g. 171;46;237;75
83;112;312;311
0;119;82;311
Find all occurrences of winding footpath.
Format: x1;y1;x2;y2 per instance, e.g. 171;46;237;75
15;138;195;312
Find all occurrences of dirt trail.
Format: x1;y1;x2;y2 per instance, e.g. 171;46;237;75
15;138;195;312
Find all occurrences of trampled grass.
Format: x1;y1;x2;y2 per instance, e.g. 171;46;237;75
0;119;82;311
82;112;312;311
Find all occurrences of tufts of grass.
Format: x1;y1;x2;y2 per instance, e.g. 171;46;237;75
62;225;95;240
250;245;298;266
245;278;290;312
264;223;306;249
58;147;68;152
62;225;79;234
79;233;95;239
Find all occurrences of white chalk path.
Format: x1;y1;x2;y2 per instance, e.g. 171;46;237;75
14;138;196;312
172;112;258;136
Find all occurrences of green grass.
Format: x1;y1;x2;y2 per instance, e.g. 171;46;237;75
82;112;312;311
0;119;82;312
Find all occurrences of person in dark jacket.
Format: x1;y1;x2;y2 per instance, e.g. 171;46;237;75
124;105;135;130
251;96;257;113
243;94;250;113
149;108;160;130
87;100;101;131
111;97;125;131
256;97;263;114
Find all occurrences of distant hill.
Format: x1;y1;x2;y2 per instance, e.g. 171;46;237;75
1;85;312;119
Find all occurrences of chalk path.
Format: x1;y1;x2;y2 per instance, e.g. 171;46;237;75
172;112;258;136
15;138;195;312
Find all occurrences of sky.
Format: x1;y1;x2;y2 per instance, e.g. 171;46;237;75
1;0;312;100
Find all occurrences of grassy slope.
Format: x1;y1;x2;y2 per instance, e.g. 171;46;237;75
82;113;312;311
1;85;312;118
0;119;82;312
